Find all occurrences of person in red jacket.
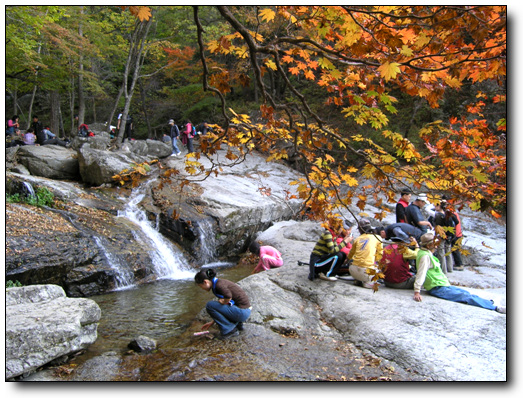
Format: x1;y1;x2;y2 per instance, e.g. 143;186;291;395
396;190;412;223
381;237;419;289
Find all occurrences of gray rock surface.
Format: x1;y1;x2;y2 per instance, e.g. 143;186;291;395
77;145;154;186
15;145;80;180
5;284;102;379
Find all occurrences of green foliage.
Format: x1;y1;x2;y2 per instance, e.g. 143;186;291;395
6;280;23;288
6;187;55;208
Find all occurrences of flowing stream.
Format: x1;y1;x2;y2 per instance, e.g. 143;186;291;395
117;184;194;280
76;184;252;361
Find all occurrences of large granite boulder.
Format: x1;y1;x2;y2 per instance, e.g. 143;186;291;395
5;284;101;379
152;150;304;260
77;145;154;186
15;145;79;180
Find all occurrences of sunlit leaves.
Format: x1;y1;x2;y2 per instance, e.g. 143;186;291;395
120;6;152;21
378;62;401;81
259;8;276;23
193;5;506;224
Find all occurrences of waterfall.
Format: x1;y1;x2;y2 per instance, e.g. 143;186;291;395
94;236;134;290
118;186;194;280
21;181;36;199
196;218;217;264
196;218;234;268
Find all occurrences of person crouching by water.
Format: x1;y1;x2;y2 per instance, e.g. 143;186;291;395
195;268;252;339
248;241;283;274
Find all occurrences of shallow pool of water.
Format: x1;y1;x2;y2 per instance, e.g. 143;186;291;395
86;261;253;357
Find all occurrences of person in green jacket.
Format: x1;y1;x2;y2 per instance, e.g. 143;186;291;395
413;233;505;313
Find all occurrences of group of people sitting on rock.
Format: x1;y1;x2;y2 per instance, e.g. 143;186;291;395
300;191;505;315
6;115;70;148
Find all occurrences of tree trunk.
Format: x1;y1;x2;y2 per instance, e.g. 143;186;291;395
107;85;124;133
69;70;76;136
116;18;153;146
49;90;61;135
26;85;38;130
77;6;86;126
139;79;152;139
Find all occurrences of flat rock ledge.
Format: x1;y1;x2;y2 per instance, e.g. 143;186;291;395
5;284;101;380
241;220;507;381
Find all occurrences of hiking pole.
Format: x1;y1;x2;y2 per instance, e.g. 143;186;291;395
297;261;309;266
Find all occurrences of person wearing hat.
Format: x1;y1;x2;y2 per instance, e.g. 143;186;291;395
308;219;353;281
396;190;412;224
168;119;182;157
405;193;433;233
413;233;506;313
346;219;383;289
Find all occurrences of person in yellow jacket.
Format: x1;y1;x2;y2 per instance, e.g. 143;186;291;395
347;219;383;289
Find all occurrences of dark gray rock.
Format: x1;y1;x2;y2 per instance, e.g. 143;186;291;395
128;336;157;352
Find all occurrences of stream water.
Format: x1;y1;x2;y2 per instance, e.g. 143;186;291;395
77;184;252;362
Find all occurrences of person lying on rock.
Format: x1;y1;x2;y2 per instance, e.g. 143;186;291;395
346;219;383;289
248;241;283;274
195;268;252;339
380;236;419;289
308;219;353;281
376;222;423;244
413;233;506;313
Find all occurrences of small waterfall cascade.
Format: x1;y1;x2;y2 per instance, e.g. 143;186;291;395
196;218;217;265
118;185;194;280
196;218;234;268
94;236;134;290
21;181;36;199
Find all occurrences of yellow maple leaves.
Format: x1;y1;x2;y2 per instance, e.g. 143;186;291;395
378;62;402;81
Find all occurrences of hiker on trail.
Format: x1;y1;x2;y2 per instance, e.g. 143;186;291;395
117;112;133;142
195;268;252;340
182;120;195;153
413;233;506;313
443;204;464;271
23;129;36;145
396;189;412;223
248;241;283;274
346;219;383;289
428;200;455;273
31;115;44;138
168;119;181;157
405;193;433;233
196;121;212;136
380;237;419;289
308;219;353;282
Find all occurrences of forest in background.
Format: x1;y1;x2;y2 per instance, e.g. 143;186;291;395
5;5;506;221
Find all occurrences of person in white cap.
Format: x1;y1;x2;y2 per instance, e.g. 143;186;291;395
405;193;432;233
413;233;506;313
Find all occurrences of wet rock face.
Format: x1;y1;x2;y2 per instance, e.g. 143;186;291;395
151;151;304;260
5;198;159;297
5;284;101;380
